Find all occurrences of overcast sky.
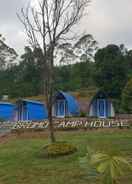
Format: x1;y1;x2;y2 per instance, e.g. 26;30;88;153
0;0;132;55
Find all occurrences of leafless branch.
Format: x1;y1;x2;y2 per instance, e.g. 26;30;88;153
17;0;90;143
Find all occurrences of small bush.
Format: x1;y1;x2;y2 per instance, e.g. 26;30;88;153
41;142;77;158
80;111;87;117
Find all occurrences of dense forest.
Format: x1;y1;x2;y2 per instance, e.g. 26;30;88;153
0;34;132;113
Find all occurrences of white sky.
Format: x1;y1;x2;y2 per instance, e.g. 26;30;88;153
0;0;132;55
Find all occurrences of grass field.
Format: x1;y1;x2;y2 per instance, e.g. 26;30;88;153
0;130;132;184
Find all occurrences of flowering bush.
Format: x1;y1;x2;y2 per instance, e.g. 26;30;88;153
41;142;77;158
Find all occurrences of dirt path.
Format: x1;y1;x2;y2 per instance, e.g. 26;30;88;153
0;133;14;144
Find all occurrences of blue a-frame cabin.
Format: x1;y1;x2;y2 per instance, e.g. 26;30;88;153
14;99;48;121
0;102;15;121
53;91;80;118
88;91;115;118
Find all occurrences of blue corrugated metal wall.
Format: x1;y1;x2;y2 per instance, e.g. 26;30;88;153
0;103;15;121
16;100;48;121
63;92;80;115
26;102;48;121
54;91;80;117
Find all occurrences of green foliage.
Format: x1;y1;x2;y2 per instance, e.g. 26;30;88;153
55;61;95;91
94;45;128;99
79;147;132;184
0;34;132;115
0;34;97;98
80;111;87;117
74;34;98;62
121;78;132;113
41;142;77;158
0;46;43;98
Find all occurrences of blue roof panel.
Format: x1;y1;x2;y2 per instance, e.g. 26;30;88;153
56;91;80;115
15;99;48;121
22;99;44;105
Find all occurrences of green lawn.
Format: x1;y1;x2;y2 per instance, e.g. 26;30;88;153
0;130;132;184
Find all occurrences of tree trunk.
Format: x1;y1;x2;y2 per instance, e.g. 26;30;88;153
47;49;56;143
48;102;56;143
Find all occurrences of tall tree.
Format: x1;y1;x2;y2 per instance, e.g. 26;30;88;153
0;34;17;70
18;47;42;96
74;34;98;62
55;43;77;65
55;34;98;65
0;47;42;98
124;49;132;78
54;34;97;90
0;34;17;98
94;45;127;98
18;0;90;143
121;78;132;113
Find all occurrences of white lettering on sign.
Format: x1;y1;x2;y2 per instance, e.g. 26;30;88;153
12;120;130;129
0;119;130;130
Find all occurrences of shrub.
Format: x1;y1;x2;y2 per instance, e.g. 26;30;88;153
80;111;87;117
41;142;77;158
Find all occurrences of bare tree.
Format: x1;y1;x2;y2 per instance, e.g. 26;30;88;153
17;0;90;143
